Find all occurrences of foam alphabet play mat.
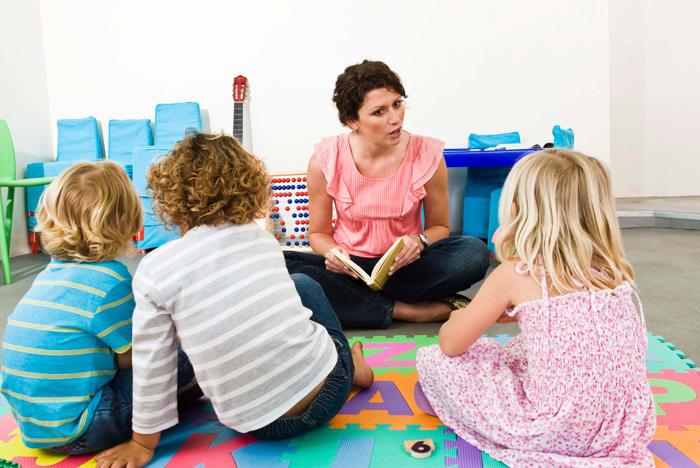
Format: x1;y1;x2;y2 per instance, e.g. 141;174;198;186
1;334;698;467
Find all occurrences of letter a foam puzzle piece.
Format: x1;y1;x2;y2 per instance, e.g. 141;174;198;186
330;372;442;430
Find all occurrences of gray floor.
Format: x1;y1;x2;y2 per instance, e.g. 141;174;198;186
1;227;698;365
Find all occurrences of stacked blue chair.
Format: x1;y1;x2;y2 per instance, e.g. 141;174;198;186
155;102;201;146
132;146;180;250
25;117;103;252
132;102;201;250
107;119;153;180
55;117;104;162
462;132;520;239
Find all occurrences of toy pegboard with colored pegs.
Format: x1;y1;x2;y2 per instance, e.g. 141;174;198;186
269;171;339;251
268;172;311;249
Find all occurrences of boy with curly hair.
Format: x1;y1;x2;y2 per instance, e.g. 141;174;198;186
97;132;373;468
1;162;197;455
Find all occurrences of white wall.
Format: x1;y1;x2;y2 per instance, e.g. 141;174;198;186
643;1;700;196
1;0;54;256
37;0;610;172
610;0;646;197
609;0;700;197
22;0;700;256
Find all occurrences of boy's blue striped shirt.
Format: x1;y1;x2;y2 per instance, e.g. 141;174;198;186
1;259;133;448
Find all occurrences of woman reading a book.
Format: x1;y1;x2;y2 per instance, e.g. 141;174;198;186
284;60;490;329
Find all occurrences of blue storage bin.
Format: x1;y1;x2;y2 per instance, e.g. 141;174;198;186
462;166;511;239
463;182;501;239
487;187;503;255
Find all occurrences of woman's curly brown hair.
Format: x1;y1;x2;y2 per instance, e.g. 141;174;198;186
147;131;270;232
36;161;142;262
333;60;407;126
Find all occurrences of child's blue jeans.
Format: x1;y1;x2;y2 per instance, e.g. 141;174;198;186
248;273;354;440
51;348;196;455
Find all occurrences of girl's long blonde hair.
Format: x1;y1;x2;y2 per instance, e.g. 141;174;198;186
494;149;633;293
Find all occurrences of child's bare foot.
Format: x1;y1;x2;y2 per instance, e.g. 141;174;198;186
392;301;452;322
351;341;374;387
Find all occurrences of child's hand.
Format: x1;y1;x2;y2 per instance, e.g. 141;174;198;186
389;235;421;275
96;439;154;468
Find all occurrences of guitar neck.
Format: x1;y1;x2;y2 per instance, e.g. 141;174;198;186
233;102;243;142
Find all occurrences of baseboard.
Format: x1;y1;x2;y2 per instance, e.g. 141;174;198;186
618;210;700;230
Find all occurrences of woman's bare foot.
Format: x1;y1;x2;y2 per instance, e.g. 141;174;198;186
391;301;451;322
351;341;374;387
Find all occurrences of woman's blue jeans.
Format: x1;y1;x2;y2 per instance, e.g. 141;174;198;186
249;273;354;440
52;348;196;455
283;235;490;328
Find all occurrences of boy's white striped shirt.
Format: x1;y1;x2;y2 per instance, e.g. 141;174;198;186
191;313;310;374
164;259;284;311
145;223;257;276
208;338;320;399
157;239;264;292
177;283;295;342
131;223;336;434
185;298;302;368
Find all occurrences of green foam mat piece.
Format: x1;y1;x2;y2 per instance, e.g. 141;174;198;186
647;333;697;373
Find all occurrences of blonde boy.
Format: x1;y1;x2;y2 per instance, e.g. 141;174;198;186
1;162;196;454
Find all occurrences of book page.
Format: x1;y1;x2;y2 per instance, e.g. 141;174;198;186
330;248;372;284
370;237;405;288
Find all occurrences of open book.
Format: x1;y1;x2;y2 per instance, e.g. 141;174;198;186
330;237;405;292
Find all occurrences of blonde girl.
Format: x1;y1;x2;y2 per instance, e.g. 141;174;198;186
417;149;655;466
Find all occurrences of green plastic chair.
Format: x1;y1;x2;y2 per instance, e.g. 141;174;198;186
0;119;55;284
